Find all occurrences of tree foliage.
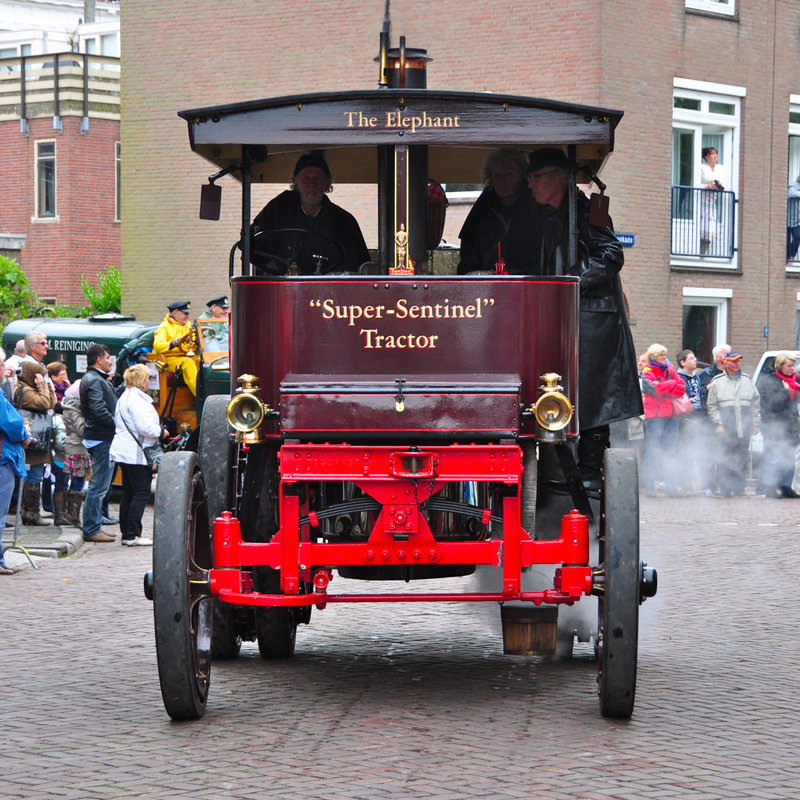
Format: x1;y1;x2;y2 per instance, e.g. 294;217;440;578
0;261;122;325
80;265;122;314
0;255;38;327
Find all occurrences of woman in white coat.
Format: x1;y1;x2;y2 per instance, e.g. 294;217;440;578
699;146;724;254
110;364;167;546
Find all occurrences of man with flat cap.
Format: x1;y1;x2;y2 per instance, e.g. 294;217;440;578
252;150;370;274
198;295;229;353
152;300;200;395
525;147;642;491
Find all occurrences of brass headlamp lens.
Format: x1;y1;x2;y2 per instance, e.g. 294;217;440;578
226;374;267;442
226;392;265;432
532;372;574;431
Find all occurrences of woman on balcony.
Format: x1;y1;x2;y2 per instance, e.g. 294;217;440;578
787;176;800;261
699;146;724;255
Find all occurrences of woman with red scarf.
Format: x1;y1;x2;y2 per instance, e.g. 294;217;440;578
641;343;687;497
755;352;800;498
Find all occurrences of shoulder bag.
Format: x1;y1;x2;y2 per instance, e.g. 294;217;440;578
119;398;163;472
670;392;693;416
14;386;54;453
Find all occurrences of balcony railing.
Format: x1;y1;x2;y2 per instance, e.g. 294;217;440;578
671;185;736;260
787;196;800;262
0;52;120;125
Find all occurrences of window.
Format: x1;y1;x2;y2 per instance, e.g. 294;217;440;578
101;33;119;57
685;0;735;16
35;140;56;219
795;296;800;349
0;43;31;60
787;98;800;264
441;182;481;204
672;78;744;265
682;288;731;365
115;141;121;221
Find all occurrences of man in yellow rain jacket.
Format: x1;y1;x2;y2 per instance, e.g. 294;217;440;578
152;300;199;395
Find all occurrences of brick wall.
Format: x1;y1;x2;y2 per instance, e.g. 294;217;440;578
121;0;800;369
0;115;121;306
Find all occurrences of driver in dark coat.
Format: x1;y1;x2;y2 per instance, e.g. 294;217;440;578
525;148;642;490
252;150;370;274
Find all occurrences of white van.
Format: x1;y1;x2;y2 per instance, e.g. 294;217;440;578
753;350;800;385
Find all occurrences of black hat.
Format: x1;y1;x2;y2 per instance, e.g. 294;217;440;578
527;147;571;174
167;300;191;312
293;150;331;177
206;295;228;309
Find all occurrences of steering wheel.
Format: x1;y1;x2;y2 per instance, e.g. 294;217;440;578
250;227;346;275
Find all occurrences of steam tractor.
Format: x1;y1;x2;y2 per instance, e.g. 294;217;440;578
145;31;657;721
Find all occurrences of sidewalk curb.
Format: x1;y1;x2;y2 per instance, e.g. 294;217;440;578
2;524;86;571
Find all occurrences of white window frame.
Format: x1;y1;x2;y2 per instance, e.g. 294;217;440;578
685;0;735;16
115;140;121;222
788;96;800;177
33;139;58;222
787;99;800;271
795;292;800;350
672;78;744;269
683;287;731;347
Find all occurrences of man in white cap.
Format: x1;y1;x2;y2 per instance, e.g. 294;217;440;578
198;295;229;352
152;300;199;395
706;351;760;496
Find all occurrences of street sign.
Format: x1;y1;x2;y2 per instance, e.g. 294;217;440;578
616;233;634;247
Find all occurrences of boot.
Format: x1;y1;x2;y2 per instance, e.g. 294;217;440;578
577;426;611;493
40;477;54;516
66;490;86;526
21;483;52;527
53;491;71;526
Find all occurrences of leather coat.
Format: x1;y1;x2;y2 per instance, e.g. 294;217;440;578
457;186;535;273
531;192;642;430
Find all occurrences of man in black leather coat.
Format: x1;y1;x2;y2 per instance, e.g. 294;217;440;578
526;148;642;489
252;151;369;274
79;343;118;542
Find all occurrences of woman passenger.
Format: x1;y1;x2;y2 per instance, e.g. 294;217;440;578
457;148;534;274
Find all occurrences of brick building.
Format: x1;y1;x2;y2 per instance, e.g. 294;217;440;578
121;0;800;366
0;0;120;306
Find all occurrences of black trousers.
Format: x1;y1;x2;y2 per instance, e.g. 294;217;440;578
119;463;152;540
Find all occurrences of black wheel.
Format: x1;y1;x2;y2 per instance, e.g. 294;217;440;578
597;448;640;719
520;442;537;535
198;396;242;660
237;446;299;659
153;451;213;720
255;568;297;658
251;227;345;274
198;394;232;528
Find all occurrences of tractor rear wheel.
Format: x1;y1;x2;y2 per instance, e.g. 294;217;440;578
153;451;212;720
199;394;242;660
597;448;640;719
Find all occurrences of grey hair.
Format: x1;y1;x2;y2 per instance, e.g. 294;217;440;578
24;330;39;352
482;148;527;186
712;343;731;361
0;347;5;361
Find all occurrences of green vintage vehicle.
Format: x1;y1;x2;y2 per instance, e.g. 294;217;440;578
1;313;230;432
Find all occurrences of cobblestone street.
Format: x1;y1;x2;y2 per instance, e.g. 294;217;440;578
2;493;799;799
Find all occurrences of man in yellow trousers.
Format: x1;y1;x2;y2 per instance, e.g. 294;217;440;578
152;300;199;395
